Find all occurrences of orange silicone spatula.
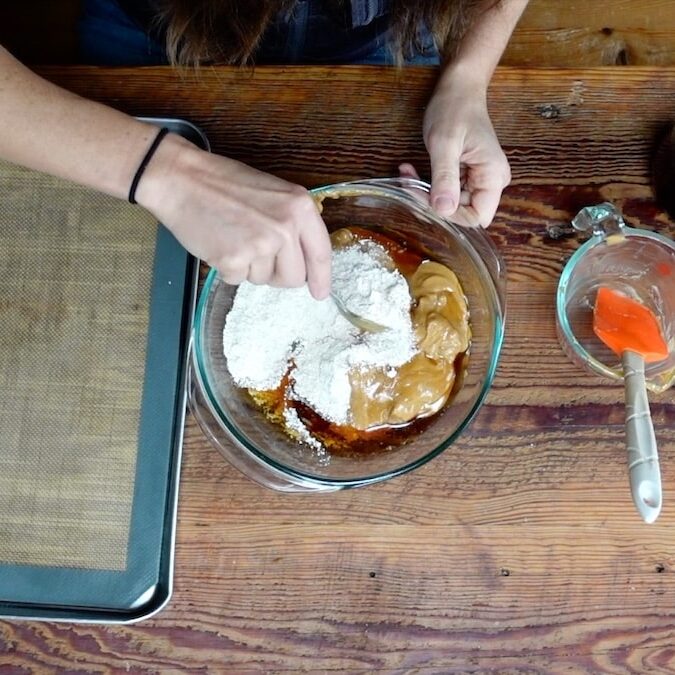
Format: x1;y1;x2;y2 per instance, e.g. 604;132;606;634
593;286;669;524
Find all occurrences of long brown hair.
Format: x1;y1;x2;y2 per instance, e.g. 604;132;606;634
155;0;493;67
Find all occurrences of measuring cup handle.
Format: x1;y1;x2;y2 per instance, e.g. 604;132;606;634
623;350;662;524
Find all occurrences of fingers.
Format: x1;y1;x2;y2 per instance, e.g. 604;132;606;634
466;187;502;228
300;211;332;300
463;155;511;227
248;255;276;285
152;148;333;294
397;161;496;227
435;151;510;228
271;239;306;288
214;196;331;297
398;163;420;180
217;260;248;285
398;163;431;206
449;205;481;229
426;134;462;217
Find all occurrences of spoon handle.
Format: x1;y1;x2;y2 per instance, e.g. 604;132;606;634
330;293;387;333
623;350;662;524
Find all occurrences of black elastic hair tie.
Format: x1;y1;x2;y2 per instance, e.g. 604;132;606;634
128;127;170;205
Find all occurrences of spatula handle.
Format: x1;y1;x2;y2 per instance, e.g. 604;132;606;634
623;350;662;524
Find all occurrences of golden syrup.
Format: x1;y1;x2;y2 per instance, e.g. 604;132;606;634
349;226;424;277
250;352;469;457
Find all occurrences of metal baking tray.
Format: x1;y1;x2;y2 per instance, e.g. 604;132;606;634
0;118;207;623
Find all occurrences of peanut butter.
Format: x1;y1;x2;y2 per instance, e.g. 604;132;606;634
329;229;471;431
349;260;470;429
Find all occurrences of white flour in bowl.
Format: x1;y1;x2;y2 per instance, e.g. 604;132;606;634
222;241;417;425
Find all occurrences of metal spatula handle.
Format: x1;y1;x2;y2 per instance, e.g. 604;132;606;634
623;350;662;524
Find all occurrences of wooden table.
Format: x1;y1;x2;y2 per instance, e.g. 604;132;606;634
2;65;674;672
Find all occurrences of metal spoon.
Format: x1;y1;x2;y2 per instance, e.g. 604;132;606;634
330;293;388;333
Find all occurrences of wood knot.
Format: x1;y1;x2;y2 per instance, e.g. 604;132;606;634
500;568;511;577
537;104;561;120
656;563;666;573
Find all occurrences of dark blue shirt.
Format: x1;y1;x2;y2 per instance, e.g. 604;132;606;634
82;0;438;66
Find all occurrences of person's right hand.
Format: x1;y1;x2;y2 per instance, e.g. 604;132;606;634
135;132;332;300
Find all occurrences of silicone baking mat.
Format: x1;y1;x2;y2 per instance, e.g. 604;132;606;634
0;118;203;621
0;161;153;572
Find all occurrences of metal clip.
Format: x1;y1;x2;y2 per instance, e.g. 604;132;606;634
546;202;627;241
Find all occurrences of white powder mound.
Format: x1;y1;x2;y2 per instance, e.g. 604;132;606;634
222;242;417;425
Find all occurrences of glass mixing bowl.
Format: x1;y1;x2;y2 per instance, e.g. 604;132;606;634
188;178;506;492
556;203;675;393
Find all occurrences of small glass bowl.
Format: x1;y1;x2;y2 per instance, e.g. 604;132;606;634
188;178;506;492
556;203;675;393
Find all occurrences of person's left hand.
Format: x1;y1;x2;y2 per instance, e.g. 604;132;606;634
421;78;511;228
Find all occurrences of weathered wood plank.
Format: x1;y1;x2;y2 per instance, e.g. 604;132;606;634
506;0;675;66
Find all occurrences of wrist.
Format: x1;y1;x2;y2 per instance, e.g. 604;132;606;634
127;127;170;204
437;58;492;97
133;132;197;215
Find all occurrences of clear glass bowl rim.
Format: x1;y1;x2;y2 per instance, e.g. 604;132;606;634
556;225;675;387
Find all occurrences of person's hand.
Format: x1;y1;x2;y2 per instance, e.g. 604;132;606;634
135;133;332;299
422;79;511;228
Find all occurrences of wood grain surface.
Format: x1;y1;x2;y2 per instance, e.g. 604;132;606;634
1;65;674;673
506;0;675;66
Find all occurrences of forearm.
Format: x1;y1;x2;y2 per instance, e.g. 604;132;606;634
0;46;160;200
0;47;332;296
439;0;529;90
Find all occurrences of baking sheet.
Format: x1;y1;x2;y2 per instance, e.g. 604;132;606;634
0;118;206;621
